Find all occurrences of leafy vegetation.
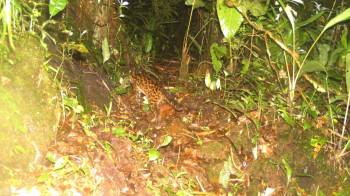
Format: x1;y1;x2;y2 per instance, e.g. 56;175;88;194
1;0;350;195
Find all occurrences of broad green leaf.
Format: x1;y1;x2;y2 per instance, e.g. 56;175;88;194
296;11;325;29
112;127;126;137
318;44;330;66
176;190;187;196
104;142;113;156
14;145;25;154
240;59;250;75
217;0;243;39
49;0;68;17
63;97;78;108
330;94;347;103
310;136;326;148
102;38;110;63
159;135;173;148
67;43;89;54
114;86;128;95
328;48;347;66
282;158;292;184
344;139;350;150
279;109;295;126
37;173;50;183
196;138;203;145
299;44;329;76
148;148;160;161
346;53;350;93
185;0;205;9
211;43;227;58
299;60;325;76
63;97;84;113
143;33;153;53
211;53;221;73
324;8;350;31
46;152;57;163
244;0;267;17
341;29;348;49
301;8;350;76
303;121;312;130
233;0;268;17
210;43;227;73
304;103;318;119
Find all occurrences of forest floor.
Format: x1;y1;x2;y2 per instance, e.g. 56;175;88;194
16;61;350;195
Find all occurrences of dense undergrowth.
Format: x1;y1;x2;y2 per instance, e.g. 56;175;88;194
1;0;350;194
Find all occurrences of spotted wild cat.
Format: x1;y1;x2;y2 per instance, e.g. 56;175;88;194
130;71;182;112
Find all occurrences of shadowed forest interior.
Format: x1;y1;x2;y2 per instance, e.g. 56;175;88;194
0;0;350;195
